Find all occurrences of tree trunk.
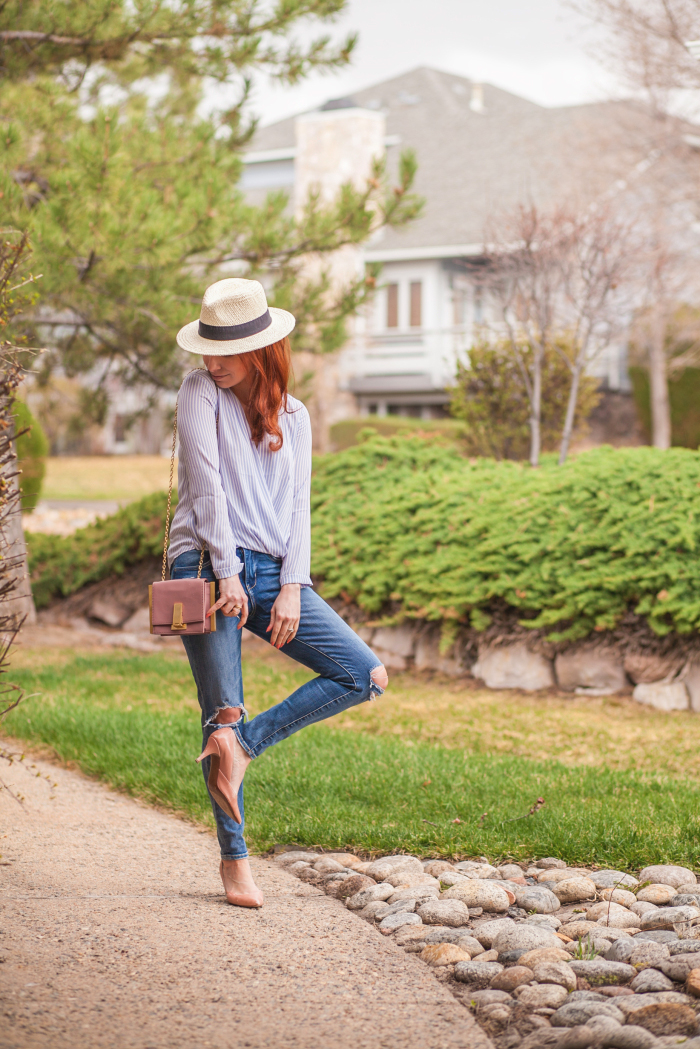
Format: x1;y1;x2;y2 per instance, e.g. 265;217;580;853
0;416;36;633
648;316;671;449
529;347;542;467
559;360;583;465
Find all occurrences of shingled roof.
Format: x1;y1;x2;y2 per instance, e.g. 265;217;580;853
247;66;688;255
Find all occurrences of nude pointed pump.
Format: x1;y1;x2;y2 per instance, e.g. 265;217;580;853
196;728;249;823
220;862;263;908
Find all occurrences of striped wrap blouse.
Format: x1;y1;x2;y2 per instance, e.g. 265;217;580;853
167;369;312;586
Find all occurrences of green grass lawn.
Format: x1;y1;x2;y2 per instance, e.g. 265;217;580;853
3;646;700;869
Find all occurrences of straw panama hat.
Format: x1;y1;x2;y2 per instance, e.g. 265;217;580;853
176;278;295;356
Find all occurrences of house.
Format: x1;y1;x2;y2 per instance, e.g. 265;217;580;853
244;66;691;429
40;67;694;453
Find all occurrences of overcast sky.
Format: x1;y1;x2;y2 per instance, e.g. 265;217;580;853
246;0;619;126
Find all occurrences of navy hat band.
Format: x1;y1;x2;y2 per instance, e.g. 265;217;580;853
198;309;272;341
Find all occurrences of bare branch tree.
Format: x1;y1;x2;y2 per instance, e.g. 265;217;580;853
627;209;700;446
557;204;637;462
0;355;29;722
637;241;677;447
572;0;700;445
0;231;41;730
486;206;572;466
572;0;700;96
484;202;636;465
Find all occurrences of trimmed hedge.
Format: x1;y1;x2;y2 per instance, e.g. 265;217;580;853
311;436;700;641
27;437;700;642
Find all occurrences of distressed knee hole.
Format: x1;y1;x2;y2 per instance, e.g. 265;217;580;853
370;665;389;691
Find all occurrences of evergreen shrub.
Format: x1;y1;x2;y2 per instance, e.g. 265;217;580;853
311;435;700;641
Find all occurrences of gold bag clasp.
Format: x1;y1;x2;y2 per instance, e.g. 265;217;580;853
171;602;187;630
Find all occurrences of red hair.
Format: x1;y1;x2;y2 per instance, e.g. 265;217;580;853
244;337;292;450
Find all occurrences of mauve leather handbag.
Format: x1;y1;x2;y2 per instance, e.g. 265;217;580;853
148;400;216;637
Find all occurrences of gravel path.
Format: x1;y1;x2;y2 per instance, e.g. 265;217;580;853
0;743;493;1049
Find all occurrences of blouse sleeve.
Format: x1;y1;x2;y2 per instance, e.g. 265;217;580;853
280;403;312;587
177;371;244;580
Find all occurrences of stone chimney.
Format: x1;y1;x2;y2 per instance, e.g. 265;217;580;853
293;102;387;449
294;102;386;212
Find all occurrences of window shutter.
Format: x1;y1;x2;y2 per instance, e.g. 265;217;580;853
410;281;422;327
386;283;399;328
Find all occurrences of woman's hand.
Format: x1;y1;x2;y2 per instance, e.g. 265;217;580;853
267;583;301;648
207;575;249;629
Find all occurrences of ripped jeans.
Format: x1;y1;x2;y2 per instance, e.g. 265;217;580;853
171;548;385;860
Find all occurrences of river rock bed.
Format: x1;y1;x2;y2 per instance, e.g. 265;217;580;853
275;851;700;1048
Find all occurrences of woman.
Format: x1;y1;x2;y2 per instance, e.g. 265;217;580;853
168;278;388;909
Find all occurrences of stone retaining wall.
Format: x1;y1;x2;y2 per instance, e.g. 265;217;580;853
356;623;700;714
46;573;700;715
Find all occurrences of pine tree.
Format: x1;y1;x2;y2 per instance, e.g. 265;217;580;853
1;1;421;418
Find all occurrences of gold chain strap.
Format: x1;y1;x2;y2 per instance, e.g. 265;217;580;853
161;399;205;581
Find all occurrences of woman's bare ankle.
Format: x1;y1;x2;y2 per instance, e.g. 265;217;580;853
221;857;259;893
213;707;242;726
